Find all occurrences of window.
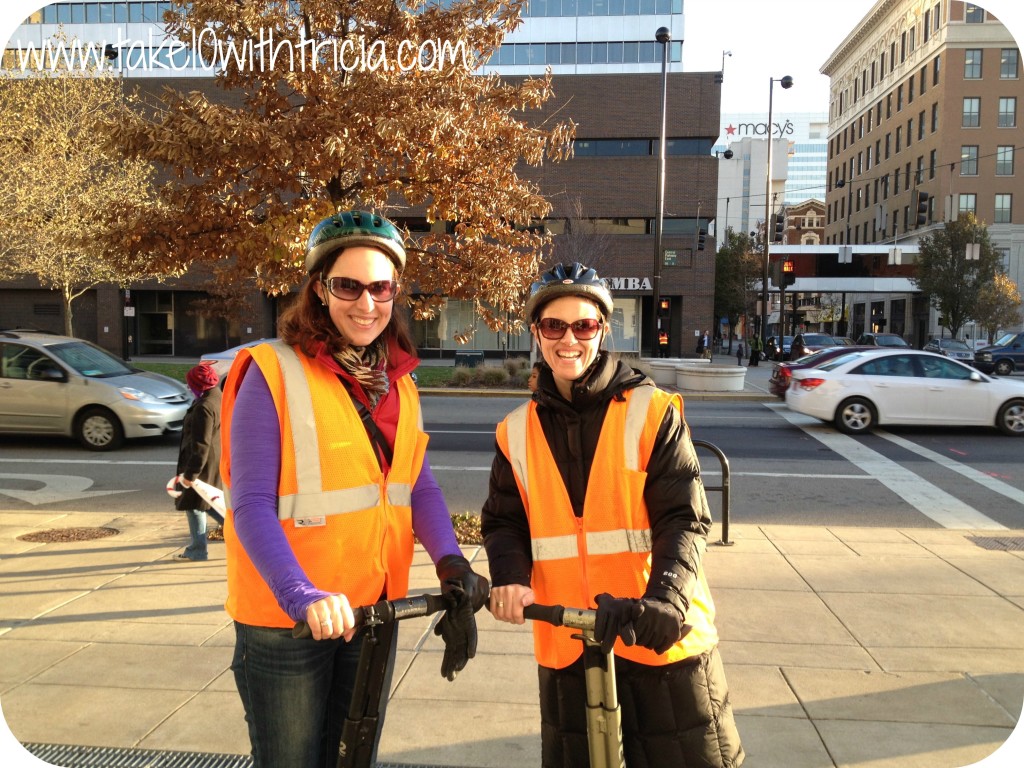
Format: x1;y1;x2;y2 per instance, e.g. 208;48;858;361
897;85;903;112
994;194;1012;223
896;126;902;153
962;97;980;127
918;110;925;140
934;54;940;86
960;146;979;175
887;93;893;118
964;49;982;79
958;193;977;215
965;4;984;23
934;3;941;32
996;145;1014;175
909;77;914;104
1001;49;1019;79
931;102;939;131
998;97;1016;127
885;133;891;159
906;118;913;146
930;149;937;179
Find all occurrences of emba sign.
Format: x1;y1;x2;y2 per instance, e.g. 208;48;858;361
606;277;652;291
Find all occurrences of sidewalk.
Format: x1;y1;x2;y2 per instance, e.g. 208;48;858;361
2;508;1022;767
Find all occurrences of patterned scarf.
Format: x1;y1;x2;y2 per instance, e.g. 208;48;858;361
333;337;390;407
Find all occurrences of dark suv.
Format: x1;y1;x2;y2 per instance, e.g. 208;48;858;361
973;332;1024;375
855;332;911;348
788;333;841;361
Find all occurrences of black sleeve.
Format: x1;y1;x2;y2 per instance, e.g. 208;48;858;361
481;441;534;588
641;402;713;617
182;400;215;481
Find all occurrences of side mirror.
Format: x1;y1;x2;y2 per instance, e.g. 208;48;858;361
970;371;984;382
40;366;66;382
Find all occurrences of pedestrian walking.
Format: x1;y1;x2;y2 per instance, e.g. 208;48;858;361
483;261;744;768
220;210;488;768
736;341;745;366
174;363;223;562
749;335;762;366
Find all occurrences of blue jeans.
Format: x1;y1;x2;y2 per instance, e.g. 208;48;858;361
232;621;397;768
182;508;225;560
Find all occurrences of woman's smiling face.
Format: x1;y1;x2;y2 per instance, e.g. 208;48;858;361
533;295;607;400
314;246;397;347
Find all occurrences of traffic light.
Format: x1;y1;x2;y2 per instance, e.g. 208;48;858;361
696;227;708;251
773;212;786;243
913;189;930;227
769;260;782;287
782;259;796;288
658;298;671;316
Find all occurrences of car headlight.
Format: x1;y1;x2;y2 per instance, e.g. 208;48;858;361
976;352;991;361
118;387;160;404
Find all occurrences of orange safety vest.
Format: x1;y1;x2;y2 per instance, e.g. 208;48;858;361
496;386;719;669
220;341;428;628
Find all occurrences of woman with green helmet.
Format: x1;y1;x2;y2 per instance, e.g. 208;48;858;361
220;210;488;767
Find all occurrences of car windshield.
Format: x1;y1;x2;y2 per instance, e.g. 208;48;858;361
991;333;1017;346
875;335;907;347
816;352;869;371
940;339;972;351
803;335;834;345
48;341;133;378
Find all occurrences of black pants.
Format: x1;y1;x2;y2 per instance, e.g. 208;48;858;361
538;646;744;768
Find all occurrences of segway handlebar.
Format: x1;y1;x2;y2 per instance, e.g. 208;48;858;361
292;592;448;639
523;603;597;632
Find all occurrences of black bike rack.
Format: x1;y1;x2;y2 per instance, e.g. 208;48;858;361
692;439;734;546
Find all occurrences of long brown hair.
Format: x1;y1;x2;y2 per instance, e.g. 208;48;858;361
278;247;417;362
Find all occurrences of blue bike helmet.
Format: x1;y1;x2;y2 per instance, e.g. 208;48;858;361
525;262;614;321
305;210;407;274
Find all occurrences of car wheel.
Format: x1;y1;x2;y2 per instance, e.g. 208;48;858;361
75;407;125;451
835;397;876;434
996;400;1024;436
994;359;1015;376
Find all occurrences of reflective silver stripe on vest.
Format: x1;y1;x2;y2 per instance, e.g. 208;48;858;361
623;385;656;471
505;401;530;499
532;528;653;561
387;483;412;507
269;342;387;521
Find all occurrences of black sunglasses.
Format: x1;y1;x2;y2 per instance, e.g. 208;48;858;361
322;276;398;302
536;317;603;341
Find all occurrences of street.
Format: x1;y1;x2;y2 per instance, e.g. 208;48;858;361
1;395;1022;530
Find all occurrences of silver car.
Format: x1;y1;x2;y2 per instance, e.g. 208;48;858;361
0;330;191;451
923;337;975;362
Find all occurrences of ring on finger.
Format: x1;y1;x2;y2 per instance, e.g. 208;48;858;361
497;601;505;608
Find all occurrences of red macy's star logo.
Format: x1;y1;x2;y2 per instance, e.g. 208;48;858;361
724;124;736;135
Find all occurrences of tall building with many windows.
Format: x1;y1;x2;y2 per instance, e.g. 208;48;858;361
822;0;1024;342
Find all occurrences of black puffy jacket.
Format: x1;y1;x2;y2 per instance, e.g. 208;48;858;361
481;352;711;619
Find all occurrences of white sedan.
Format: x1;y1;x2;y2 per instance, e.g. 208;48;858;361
786;349;1024;436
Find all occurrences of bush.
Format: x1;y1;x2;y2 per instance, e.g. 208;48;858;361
477;366;510;386
450;366;476;386
504;357;528;376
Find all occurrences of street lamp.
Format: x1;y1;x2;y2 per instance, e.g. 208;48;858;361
651;26;671;357
759;74;793;345
713;149;734;241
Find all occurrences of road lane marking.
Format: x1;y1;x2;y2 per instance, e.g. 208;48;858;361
0;474;131;505
768;405;1007;530
874;430;1024;508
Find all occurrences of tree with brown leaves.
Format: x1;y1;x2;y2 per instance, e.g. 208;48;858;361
0;66;158;335
102;0;574;333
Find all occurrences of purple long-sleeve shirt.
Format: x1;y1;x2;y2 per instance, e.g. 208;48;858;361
229;362;462;623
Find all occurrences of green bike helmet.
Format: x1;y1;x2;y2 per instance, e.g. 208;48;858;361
525;262;614;321
305;210;407;274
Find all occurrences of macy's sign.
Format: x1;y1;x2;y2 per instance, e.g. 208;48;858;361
723;119;795;138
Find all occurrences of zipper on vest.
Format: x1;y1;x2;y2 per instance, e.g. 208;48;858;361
576;516;592;607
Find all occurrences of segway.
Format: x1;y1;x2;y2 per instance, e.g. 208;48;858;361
293;593;449;768
524;603;626;768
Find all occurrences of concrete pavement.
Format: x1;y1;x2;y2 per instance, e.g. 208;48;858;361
2;360;1024;767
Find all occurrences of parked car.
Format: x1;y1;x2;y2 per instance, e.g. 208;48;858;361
199;338;277;381
855;332;912;348
0;330;191;451
769;345;878;398
788;333;842;361
786;349;1024;436
973;332;1024;376
764;335;793;361
922;337;975;363
831;337;857;346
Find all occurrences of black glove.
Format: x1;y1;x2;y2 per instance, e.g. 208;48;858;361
433;555;490;681
633;597;691;655
594;593;640;655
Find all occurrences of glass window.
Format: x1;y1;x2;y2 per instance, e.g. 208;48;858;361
897;84;903;111
931;102;939;131
933;54;940;86
99;3;114;22
70;3;85;23
995;194;1012;223
608;0;624;13
624;0;640;12
639;0;655;13
964;49;982;79
962;97;980;127
1001;49;1019;79
958;193;977;215
576;43;592;65
545;43;560;65
86;3;100;22
930;149;937;179
998;97;1016;127
996;145;1014;175
129;3;144;22
622;42;638;64
497;44;514;66
513;44;530;65
960;145;978;175
591;42;607;64
57;4;72;23
563;0;577;13
115;2;128;22
918;110;925;139
560;43;576;65
639;41;656;63
607;42;623;64
965;4;984;23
